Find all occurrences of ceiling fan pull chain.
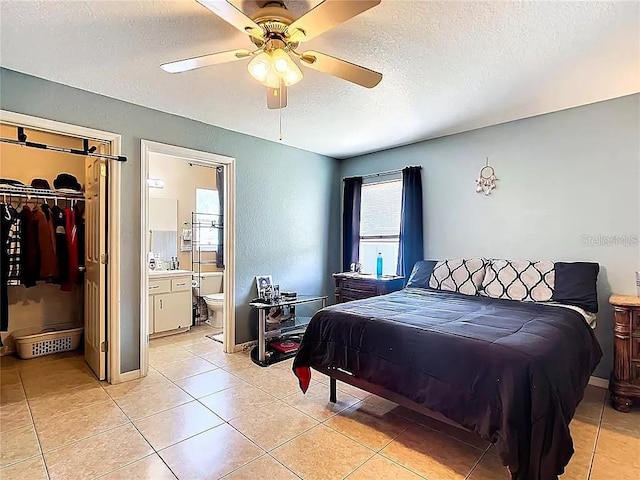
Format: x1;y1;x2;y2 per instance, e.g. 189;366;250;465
279;83;283;141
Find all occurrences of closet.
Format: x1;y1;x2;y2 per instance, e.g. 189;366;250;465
0;124;109;380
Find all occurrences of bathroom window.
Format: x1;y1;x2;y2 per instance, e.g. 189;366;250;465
195;188;221;252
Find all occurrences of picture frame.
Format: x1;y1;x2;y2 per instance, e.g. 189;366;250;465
256;275;273;298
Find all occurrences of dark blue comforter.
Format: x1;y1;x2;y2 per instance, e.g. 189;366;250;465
293;288;602;480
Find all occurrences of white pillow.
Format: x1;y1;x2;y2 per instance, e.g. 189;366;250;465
482;259;555;302
429;258;487;296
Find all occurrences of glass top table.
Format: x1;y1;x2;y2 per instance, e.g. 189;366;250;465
249;295;328;365
249;294;328;309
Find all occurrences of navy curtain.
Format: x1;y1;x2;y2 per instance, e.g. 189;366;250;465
216;166;224;269
397;166;423;277
342;177;363;272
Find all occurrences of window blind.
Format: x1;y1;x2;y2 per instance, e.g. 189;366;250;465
360;180;402;237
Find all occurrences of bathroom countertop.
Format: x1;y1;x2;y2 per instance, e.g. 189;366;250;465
149;269;193;278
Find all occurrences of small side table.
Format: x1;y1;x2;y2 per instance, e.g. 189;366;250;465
610;294;640;412
250;295;327;367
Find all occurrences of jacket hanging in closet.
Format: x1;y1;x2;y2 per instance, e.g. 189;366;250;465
25;207;42;286
75;202;85;269
52;205;69;287
1;203;21;331
18;206;34;287
5;205;22;286
36;204;58;279
63;207;78;290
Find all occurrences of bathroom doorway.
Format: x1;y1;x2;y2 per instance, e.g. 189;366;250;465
140;140;236;375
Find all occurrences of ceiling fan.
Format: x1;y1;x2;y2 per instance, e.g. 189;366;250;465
161;0;383;109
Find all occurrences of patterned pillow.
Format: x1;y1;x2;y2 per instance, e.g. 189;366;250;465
482;259;555;302
429;258;487;295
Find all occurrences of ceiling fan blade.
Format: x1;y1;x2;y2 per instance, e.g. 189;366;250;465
299;51;382;88
161;49;252;73
287;0;381;42
267;84;287;109
197;0;264;40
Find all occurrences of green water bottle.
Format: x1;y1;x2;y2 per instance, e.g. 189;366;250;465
376;252;383;277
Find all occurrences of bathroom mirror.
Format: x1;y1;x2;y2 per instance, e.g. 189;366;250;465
149;197;178;262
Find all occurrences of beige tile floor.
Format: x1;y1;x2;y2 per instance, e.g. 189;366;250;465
0;324;638;479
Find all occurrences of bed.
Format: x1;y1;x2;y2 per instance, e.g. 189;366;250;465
293;259;602;480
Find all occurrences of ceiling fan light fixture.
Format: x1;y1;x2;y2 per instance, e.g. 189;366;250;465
282;64;303;86
274;59;288;72
272;49;303;86
247;51;271;81
248;48;303;88
271;48;292;73
263;71;283;89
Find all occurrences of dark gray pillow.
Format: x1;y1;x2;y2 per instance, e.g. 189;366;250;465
405;260;438;289
552;262;600;313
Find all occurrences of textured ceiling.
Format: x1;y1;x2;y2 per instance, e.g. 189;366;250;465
1;0;638;158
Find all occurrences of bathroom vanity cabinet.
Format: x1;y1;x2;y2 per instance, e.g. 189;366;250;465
148;270;193;337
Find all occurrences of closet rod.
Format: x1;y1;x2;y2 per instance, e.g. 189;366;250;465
1;192;85;202
0;186;85;202
0;134;127;162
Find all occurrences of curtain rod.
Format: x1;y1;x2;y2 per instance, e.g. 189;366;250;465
0;126;127;162
343;165;421;181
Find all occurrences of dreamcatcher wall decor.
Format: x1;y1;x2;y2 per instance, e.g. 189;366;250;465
475;157;498;195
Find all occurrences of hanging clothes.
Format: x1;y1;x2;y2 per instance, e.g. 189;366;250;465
34;205;58;279
52;205;69;287
75;202;86;271
5;205;22;286
1;204;11;331
63;207;78;291
19;205;33;287
25;207;42;286
1;203;21;331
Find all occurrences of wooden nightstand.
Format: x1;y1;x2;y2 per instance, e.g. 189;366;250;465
610;294;640;412
333;273;404;303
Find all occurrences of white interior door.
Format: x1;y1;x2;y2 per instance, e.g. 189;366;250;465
85;150;107;380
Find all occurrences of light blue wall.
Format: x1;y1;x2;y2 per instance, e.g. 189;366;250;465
0;68;341;373
341;94;640;379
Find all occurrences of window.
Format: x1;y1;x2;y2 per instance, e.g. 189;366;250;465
195;188;220;251
359;179;402;275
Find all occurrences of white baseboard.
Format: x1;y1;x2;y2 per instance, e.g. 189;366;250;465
588;376;609;389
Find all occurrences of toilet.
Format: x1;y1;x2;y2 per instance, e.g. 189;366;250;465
193;272;224;329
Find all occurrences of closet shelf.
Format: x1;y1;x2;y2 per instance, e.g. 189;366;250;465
0;185;85;201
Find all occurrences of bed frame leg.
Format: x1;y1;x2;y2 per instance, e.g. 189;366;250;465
329;377;337;403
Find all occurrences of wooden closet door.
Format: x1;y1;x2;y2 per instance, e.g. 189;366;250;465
84;151;107;380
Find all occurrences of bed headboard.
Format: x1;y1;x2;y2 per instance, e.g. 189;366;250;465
406;259;600;313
